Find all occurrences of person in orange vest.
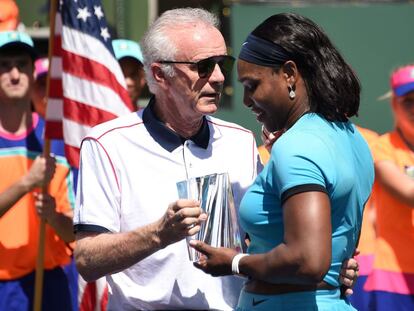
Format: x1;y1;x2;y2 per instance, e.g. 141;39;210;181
347;126;379;311
363;63;414;310
0;30;75;311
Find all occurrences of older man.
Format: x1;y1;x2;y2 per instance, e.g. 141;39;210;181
74;8;259;310
74;8;358;310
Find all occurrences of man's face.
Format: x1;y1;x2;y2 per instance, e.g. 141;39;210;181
0;51;34;103
119;57;146;109
162;24;229;120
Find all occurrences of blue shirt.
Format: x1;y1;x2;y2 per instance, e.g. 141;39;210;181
239;113;374;286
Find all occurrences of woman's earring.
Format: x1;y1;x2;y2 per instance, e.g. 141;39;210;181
288;85;296;100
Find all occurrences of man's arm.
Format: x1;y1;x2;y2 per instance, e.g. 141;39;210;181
375;160;414;206
0;155;55;217
75;199;206;282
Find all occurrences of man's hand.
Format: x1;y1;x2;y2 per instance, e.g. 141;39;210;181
157;199;207;247
34;192;57;221
22;155;56;190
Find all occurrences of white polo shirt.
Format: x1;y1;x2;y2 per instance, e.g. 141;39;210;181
74;99;262;310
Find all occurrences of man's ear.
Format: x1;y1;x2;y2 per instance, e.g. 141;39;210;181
152;64;166;83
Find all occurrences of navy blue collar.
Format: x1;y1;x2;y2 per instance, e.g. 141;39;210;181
143;97;210;152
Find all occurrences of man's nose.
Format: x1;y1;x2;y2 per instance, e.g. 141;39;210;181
209;63;225;84
9;66;20;80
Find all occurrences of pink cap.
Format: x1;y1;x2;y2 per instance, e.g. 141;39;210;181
35;57;49;77
391;65;414;97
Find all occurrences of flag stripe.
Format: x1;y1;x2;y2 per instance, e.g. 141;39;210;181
62;74;131;116
64;144;80;172
54;11;62;35
49;78;63;99
45;98;63;120
79;281;96;311
44;120;63;139
50;56;62;79
62;119;92;148
63;98;118;127
53;35;62;57
62;50;132;109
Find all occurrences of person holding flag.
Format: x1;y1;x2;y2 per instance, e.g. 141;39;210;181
0;30;75;311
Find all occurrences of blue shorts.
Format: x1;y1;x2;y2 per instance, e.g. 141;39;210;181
237;288;356;311
0;267;72;311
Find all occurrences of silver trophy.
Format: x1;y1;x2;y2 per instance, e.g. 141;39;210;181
176;173;243;261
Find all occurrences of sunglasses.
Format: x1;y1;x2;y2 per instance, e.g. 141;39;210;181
158;55;235;78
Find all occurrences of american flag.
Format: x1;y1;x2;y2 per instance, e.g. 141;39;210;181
45;1;133;310
45;0;134;168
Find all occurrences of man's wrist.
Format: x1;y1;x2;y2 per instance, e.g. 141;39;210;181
20;175;34;193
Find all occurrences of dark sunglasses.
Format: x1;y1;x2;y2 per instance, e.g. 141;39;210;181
158;55;235;78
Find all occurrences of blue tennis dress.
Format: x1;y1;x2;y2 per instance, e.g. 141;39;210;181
238;113;374;310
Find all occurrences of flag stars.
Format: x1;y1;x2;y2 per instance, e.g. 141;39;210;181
94;5;104;20
100;27;110;41
77;7;91;23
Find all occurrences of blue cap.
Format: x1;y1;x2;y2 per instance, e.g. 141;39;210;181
0;31;37;60
112;39;143;64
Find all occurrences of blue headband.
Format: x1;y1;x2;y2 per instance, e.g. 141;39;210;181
238;34;290;67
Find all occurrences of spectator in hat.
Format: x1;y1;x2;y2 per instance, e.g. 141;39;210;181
112;39;147;110
32;57;49;118
0;30;75;311
363;63;414;311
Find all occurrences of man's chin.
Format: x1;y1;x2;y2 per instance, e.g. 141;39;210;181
198;102;218;115
5;92;29;100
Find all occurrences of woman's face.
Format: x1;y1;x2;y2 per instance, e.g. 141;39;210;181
237;59;291;132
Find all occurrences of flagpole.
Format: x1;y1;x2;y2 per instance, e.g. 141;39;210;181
33;0;58;310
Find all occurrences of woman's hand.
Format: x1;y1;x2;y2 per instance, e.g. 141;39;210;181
189;240;238;277
339;250;360;297
261;125;284;152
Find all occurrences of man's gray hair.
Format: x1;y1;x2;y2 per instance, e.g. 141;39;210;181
141;8;220;93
